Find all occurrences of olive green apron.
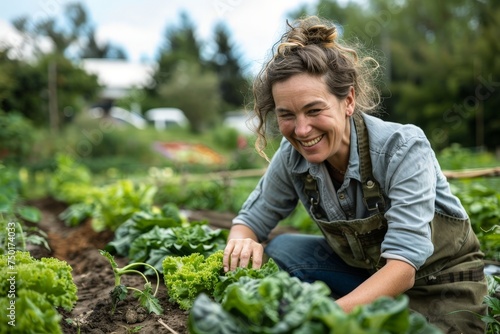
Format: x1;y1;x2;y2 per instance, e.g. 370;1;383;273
303;112;487;333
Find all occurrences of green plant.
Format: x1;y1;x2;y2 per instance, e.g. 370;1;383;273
213;259;280;303
484;275;500;334
128;222;228;275
99;250;163;315
0;251;78;334
162;250;224;310
437;144;497;171
0;165;48;254
106;203;185;258
0;111;35;165
451;182;500;261
189;271;442;334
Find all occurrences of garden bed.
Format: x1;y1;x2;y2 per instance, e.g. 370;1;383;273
30;197;300;333
30;198;192;334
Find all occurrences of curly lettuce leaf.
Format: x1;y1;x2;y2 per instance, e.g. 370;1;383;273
0;289;63;334
0;251;77;311
163;251;224;310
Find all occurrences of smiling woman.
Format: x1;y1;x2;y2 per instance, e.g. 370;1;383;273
222;15;488;334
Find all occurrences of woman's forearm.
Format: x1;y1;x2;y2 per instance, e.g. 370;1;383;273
336;259;416;313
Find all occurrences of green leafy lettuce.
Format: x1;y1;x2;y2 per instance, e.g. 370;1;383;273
106;203;184;257
134;223;227;274
0;251;77;334
189;271;443;334
163;251;224;310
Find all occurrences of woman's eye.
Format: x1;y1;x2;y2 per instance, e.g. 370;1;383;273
308;109;321;115
277;112;294;119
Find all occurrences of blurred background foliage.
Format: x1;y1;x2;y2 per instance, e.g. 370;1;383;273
0;0;499;174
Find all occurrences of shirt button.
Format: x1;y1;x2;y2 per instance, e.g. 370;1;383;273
338;193;345;200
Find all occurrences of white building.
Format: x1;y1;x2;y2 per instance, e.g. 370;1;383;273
80;58;156;100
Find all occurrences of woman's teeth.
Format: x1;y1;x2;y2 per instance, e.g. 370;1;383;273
301;135;323;147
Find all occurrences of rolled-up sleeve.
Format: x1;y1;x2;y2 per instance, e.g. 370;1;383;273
380;127;436;270
232;145;299;242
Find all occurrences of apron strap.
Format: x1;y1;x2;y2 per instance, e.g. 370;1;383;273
352;112;386;212
303;112;386;215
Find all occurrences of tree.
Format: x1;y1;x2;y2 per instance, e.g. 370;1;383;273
79;27;128;60
0;50;45;123
11;2;127;61
12;2;92;56
208;23;249;111
147;11;224;132
158;62;221;133
151;11;203;90
0;49;100;128
305;0;500;151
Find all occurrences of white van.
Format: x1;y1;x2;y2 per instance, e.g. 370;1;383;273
145;108;189;130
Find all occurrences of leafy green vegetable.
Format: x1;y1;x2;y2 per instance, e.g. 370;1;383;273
49;154;95;204
189;270;442;334
106;204;184;257
213;258;279;302
0;251;77;311
0;251;77;334
0;164;46;254
483;275;500;334
188;293;249;334
0;289;63;334
91;180;158;232
50;155;159;231
163;250;224;310
134;282;163;316
134;223;228;275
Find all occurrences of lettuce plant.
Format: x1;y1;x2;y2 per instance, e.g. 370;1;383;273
0;251;77;334
163;250;224;310
189;271;442;334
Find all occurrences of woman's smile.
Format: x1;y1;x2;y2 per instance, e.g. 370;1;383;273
272;73;355;165
299;135;324;147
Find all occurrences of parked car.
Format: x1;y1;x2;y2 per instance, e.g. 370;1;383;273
145;108;189;130
88;106;147;129
223;110;257;135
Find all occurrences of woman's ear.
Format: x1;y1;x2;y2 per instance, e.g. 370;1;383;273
345;86;355;116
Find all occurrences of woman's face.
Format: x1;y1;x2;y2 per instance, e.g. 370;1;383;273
272;73;355;165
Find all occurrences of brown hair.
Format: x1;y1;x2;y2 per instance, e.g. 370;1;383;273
251;16;381;160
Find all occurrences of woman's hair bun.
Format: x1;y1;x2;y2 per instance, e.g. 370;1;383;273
278;17;338;54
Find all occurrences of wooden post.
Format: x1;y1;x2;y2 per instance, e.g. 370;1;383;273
48;61;59;134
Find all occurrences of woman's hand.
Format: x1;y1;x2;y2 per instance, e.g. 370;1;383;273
223;225;264;272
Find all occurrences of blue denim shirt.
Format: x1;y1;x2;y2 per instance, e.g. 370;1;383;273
233;113;468;270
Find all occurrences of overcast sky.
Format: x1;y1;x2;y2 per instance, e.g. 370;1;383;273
0;0;320;75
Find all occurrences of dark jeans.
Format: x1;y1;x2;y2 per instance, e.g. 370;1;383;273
265;233;371;298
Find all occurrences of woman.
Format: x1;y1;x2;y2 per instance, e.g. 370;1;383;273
222;16;487;333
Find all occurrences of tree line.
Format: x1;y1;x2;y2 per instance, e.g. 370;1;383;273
294;0;500;151
0;0;499;152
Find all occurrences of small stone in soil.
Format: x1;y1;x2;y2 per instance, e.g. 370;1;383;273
125;308;138;324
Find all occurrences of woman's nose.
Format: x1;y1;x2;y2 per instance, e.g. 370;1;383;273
295;115;311;137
